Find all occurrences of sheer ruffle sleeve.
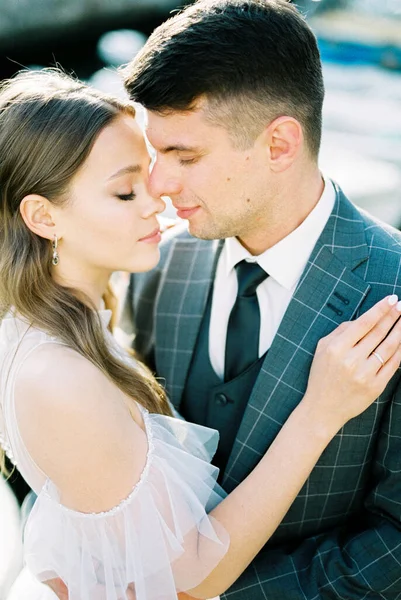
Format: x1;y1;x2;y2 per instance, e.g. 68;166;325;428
23;410;229;600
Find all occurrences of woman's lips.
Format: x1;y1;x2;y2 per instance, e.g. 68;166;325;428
138;227;162;243
175;206;200;219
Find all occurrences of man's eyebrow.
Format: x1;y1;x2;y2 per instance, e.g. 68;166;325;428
107;165;142;180
159;144;199;154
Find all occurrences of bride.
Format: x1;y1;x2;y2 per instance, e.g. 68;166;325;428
1;69;401;600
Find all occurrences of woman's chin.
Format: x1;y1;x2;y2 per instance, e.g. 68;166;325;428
123;249;161;274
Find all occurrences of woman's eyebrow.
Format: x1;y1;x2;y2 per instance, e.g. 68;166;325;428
107;164;142;180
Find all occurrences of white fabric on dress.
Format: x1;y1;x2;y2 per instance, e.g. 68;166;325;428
0;310;229;600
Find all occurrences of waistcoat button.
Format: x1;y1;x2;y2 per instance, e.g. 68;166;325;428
216;393;228;406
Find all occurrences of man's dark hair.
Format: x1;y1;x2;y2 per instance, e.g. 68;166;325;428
123;0;325;157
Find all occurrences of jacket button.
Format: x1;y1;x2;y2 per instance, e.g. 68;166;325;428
216;393;228;406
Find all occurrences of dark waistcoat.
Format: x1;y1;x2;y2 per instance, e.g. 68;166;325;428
181;290;266;476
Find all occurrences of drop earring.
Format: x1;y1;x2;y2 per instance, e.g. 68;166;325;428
52;235;59;266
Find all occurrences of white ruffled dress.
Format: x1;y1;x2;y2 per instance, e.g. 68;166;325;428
0;311;229;600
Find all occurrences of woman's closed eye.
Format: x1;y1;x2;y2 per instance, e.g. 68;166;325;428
116;192;136;201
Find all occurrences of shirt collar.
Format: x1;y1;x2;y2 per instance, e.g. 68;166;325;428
224;176;336;290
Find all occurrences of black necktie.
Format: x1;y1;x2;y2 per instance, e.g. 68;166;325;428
224;260;269;381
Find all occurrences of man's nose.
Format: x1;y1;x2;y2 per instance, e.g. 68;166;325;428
148;159;182;199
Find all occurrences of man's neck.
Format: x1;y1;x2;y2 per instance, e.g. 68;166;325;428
238;170;325;256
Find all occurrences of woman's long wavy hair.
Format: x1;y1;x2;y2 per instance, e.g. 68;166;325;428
0;69;172;475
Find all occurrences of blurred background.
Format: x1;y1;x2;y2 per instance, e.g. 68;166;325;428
0;0;400;597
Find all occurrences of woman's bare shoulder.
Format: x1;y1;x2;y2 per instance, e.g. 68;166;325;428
14;342;148;513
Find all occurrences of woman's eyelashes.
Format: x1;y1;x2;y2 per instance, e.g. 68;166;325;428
116;191;136;201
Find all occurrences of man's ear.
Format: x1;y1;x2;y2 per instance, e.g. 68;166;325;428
264;116;303;172
19;194;59;241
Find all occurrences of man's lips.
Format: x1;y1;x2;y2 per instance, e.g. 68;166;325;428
174;206;200;219
138;227;161;242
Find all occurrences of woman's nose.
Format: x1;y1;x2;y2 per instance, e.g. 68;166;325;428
142;194;166;218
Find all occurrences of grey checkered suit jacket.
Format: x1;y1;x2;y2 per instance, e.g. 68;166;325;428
124;183;401;599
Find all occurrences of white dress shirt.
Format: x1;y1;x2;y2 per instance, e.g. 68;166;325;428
209;177;336;379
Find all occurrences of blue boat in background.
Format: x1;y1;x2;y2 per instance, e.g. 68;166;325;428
305;0;401;69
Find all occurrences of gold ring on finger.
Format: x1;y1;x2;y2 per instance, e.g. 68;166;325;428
373;351;385;367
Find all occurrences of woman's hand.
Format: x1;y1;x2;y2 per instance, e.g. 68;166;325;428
44;578;136;599
304;294;401;432
44;578;68;599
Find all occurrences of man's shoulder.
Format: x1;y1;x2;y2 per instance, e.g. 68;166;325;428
335;185;401;254
341;197;401;293
356;203;401;257
332;184;400;250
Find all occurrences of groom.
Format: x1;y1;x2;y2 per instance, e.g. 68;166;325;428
122;0;401;597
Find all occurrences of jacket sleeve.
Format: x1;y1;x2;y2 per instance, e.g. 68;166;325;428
222;379;401;599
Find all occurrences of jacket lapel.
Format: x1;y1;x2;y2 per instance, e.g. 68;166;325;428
155;236;223;407
223;186;372;490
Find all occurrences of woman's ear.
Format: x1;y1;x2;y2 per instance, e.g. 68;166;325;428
19;194;59;240
265;116;303;172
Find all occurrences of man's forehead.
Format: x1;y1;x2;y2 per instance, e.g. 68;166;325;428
145;107;211;151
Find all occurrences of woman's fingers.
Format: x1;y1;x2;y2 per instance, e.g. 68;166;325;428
356;300;401;358
126;584;137;600
367;314;401;372
306;295;401;428
44;578;68;599
331;295;399;347
44;577;136;600
375;343;401;392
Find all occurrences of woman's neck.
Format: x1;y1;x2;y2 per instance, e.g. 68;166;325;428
51;262;111;310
